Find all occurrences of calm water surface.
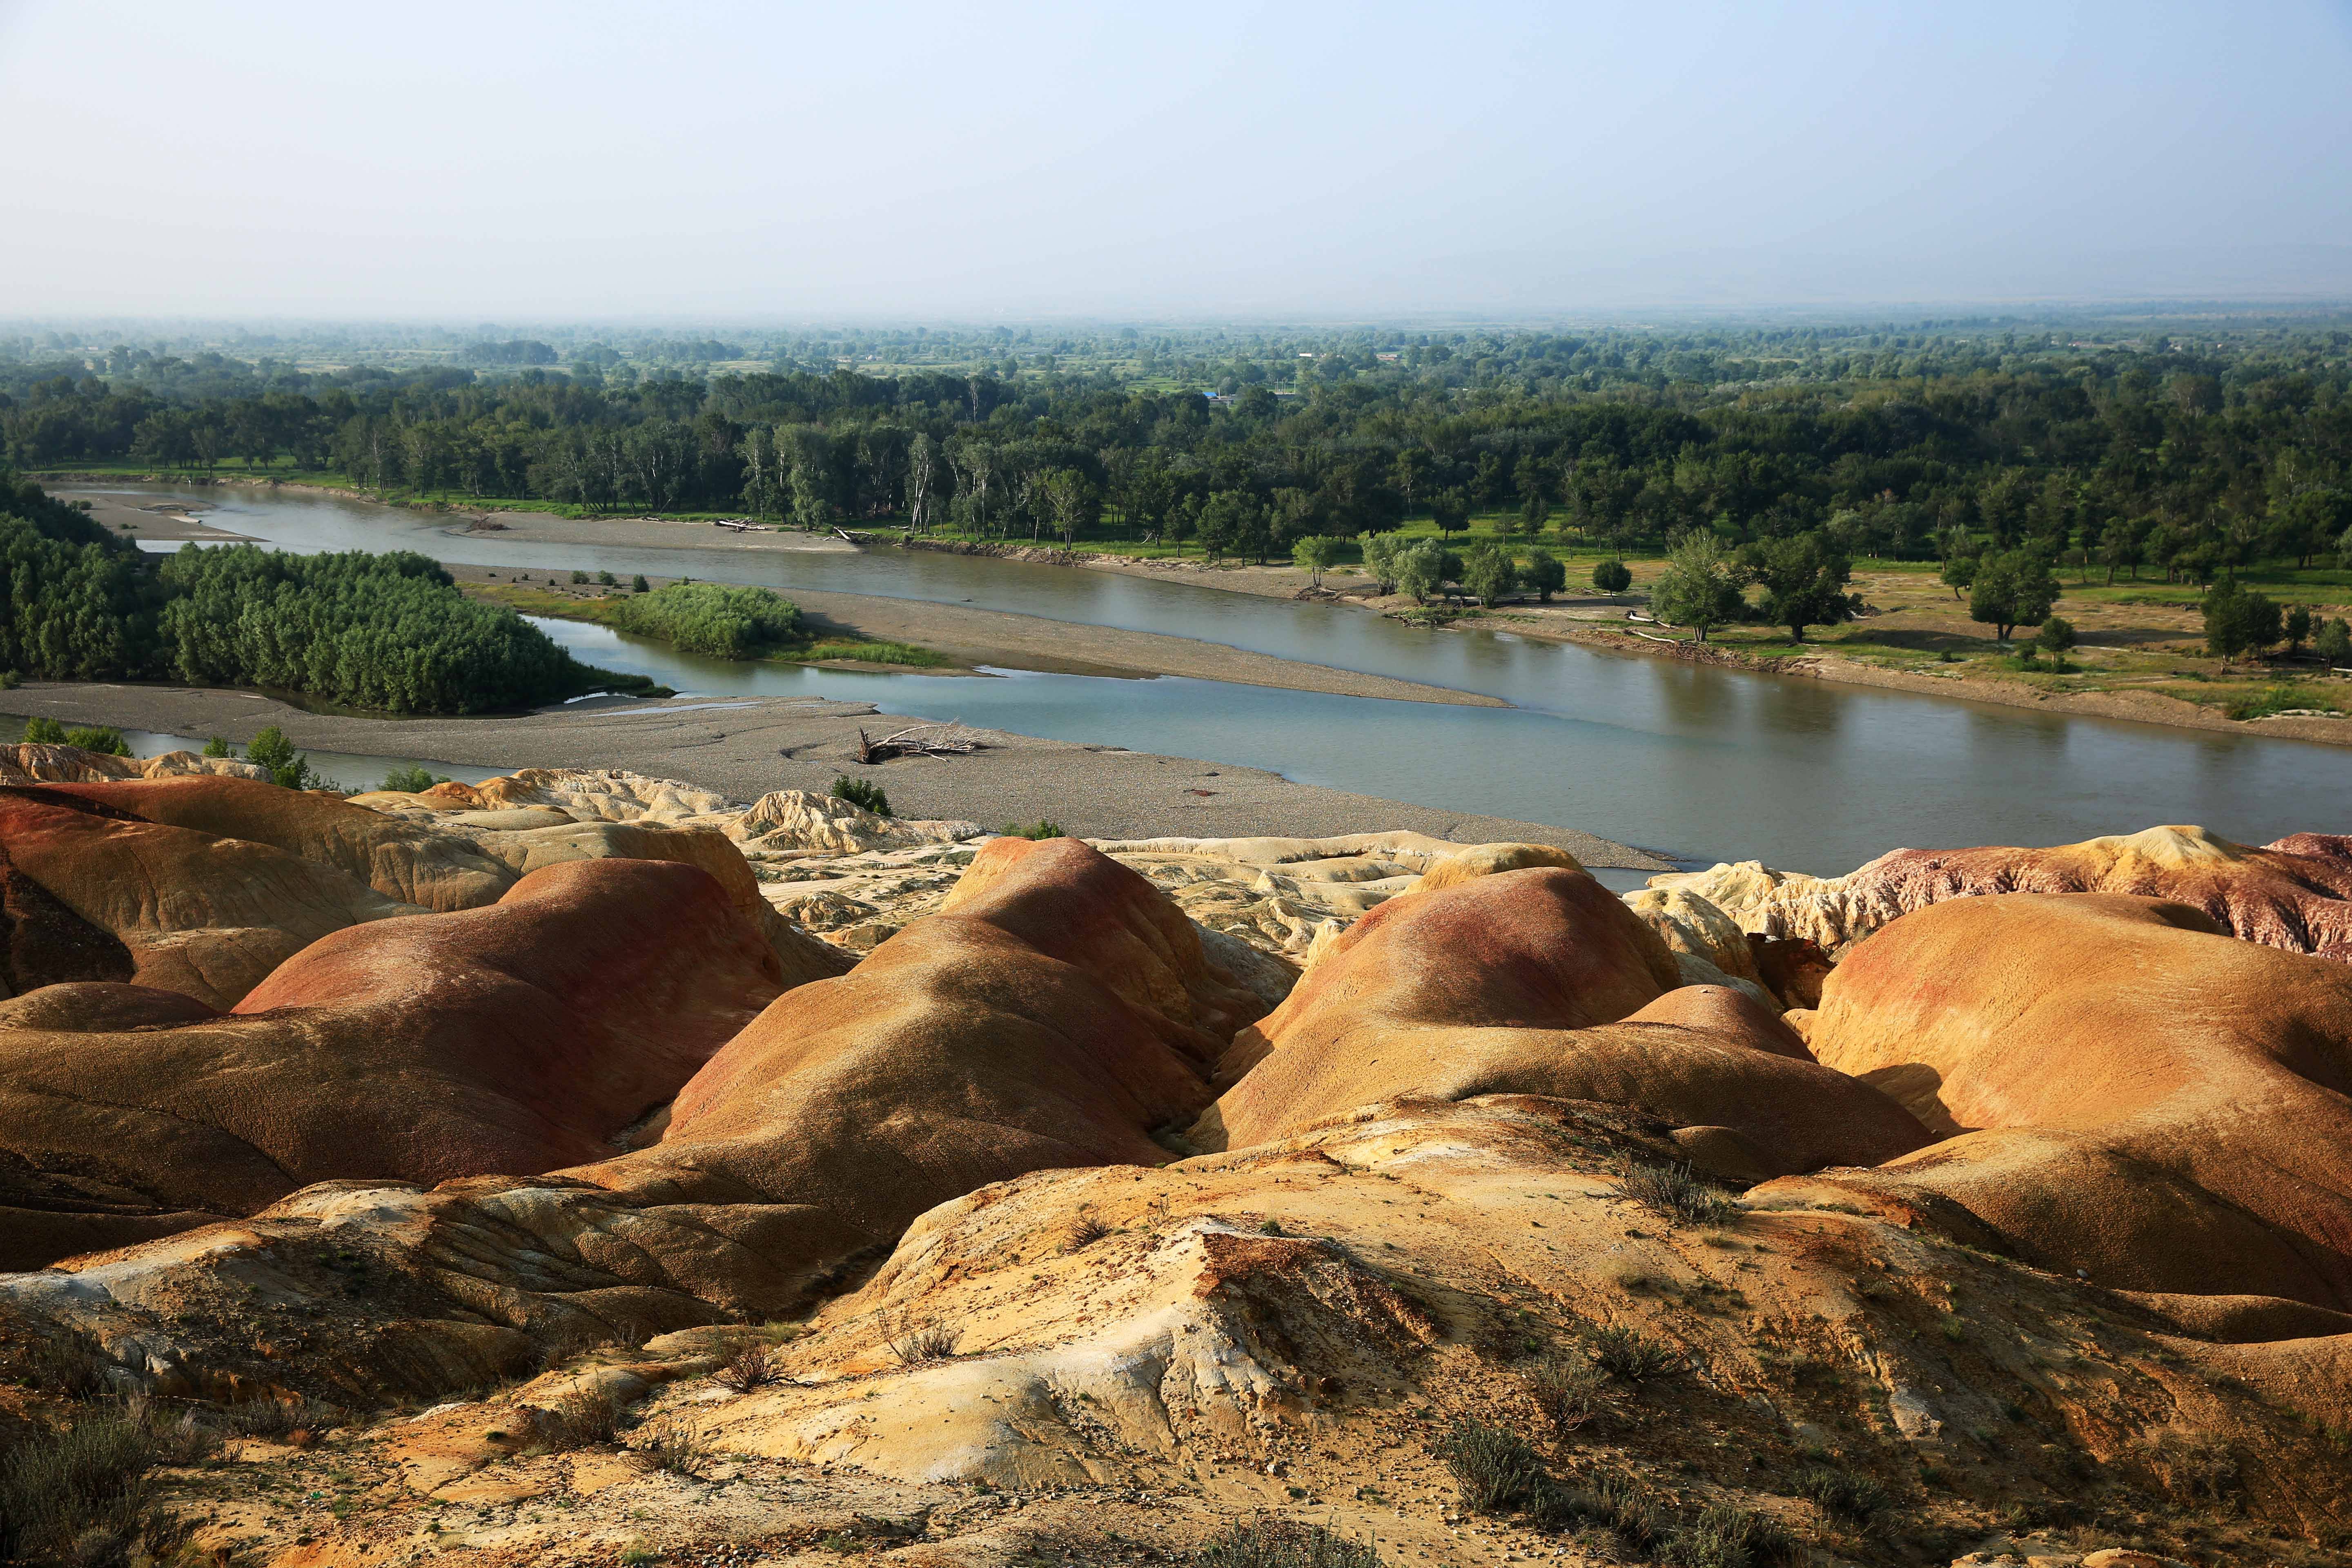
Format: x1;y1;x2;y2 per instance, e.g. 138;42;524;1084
97;483;2352;873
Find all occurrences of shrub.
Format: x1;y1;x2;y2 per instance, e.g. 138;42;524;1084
1525;1354;1608;1431
631;575;650;593
0;1409;168;1563
1062;1210;1111;1252
381;764;452;793
1589;1325;1680;1382
596;570;618;586
244;725;318;791
221;1396;341;1440
830;775;893;817
607;581;800;658
630;1414;710;1477
201;735;233;757
1791;1463;1890;1526
884;1312;959;1365
712;1341;778;1395
1000;820;1064;840
1592;558;1633;595
62;724;129;755
523;1385;621;1450
1435;1417;1547;1514
1523;548;1566;601
1619;1158;1738;1226
1664;1503;1796;1568
0;670;17;690
571;569;590;584
20;715;65;744
1192;1512;1384;1567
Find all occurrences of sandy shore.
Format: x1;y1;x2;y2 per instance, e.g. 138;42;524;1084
0;681;1666;869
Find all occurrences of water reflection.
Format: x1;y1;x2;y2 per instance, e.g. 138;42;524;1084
92;483;2352;874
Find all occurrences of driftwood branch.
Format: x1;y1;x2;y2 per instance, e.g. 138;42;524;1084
853;724;986;764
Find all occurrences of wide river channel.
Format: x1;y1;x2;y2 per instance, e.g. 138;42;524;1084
97;483;2352;874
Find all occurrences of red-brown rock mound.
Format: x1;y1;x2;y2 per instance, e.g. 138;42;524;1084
1198;865;1930;1171
0;858;783;1269
561;837;1265;1301
1798;891;2352;1307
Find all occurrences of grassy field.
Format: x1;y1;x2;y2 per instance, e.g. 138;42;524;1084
467;583;949;669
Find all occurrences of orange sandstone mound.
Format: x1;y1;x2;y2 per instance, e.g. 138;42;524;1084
1199;862;1930;1174
0;858;784;1269
1662;823;2352;960
1794;890;2352;1309
560;837;1266;1290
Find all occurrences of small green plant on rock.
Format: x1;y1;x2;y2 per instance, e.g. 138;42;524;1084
1001;819;1064;840
830;775;893;817
381;764;452;793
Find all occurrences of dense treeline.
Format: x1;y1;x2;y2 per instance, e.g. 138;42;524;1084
0;480;620;711
6;326;2352;581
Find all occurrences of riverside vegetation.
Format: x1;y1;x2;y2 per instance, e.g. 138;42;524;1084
0;475;659;712
15;313;2352;722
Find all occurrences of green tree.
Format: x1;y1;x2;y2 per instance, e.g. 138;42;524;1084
1361;531;1403;593
1591;558;1633;595
631;574;650;593
2031;615;2077;668
1938;550;1980;601
1291;535;1343;588
382;764;451;793
2315;617;2352;667
21;716;66;744
1428;488;1471;540
245;725;318;791
202;735;234;757
1650;531;1742;643
2285;605;2314;655
608;583;800;659
62;725;128;755
2201;579;2281;668
1522;548;1566;602
1394;539;1446;604
1968;550;2059;643
1459;542;1516;606
1740;532;1859;642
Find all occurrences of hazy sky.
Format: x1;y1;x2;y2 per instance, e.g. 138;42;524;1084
4;0;2349;319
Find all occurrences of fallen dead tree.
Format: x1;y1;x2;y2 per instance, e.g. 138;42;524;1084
853;723;987;763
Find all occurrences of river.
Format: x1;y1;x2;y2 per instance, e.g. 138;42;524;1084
87;482;2352;874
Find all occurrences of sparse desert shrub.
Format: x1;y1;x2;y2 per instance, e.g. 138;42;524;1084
0;1408;163;1563
1062;1209;1111;1252
829;775;892;817
883;1310;959;1365
2139;1430;2241;1506
1436;1417;1548;1514
220;1396;340;1441
523;1385;621;1450
1619;1158;1737;1226
1792;1464;1890;1526
1589;1325;1680;1382
1664;1503;1797;1568
712;1340;778;1394
1524;1355;1608;1431
1192;1512;1384;1567
630;1414;710;1476
12;1325;114;1399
